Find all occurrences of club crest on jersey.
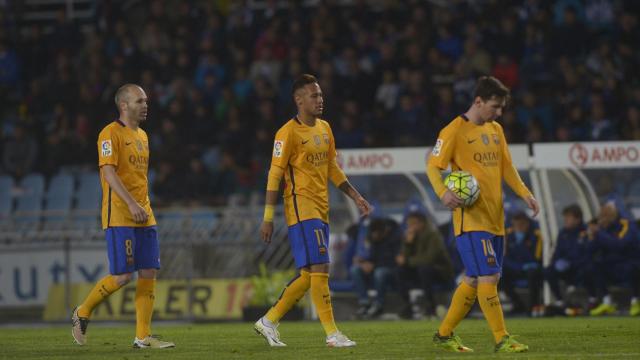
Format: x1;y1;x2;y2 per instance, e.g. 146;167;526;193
432;139;443;156
482;134;490;145
322;134;330;144
136;140;144;152
101;140;112;157
314;135;321;146
273;140;284;158
492;134;500;144
487;256;496;266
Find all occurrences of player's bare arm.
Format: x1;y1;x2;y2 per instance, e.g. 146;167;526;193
502;153;539;217
101;164;148;224
260;190;279;244
338;181;373;216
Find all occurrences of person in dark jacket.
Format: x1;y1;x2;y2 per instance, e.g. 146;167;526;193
350;217;401;318
589;203;640;316
501;211;543;316
544;204;594;315
396;211;454;318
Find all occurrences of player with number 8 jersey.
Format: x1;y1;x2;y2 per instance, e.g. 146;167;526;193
71;84;174;349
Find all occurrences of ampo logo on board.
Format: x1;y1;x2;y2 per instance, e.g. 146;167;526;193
569;143;639;167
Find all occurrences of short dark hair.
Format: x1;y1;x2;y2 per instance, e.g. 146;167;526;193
473;76;510;103
406;211;427;223
511;211;530;222
292;74;318;98
562;204;583;221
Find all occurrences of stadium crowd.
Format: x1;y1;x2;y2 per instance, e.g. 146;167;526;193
1;0;639;206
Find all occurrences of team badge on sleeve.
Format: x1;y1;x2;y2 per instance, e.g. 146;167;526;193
273;140;284;158
432;139;443;156
101;140;112;157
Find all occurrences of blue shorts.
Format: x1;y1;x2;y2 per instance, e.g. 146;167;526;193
105;226;160;275
288;219;330;269
456;231;504;277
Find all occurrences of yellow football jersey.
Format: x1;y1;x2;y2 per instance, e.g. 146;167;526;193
270;117;347;226
97;120;156;229
428;115;531;236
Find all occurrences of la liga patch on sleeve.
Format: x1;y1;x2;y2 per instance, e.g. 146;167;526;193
273;140;284;158
101;140;112;157
432;139;443;156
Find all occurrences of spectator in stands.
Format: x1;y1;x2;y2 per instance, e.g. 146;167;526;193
152;160;183;207
396;211;454;319
183;158;211;206
0;40;19;89
2;124;38;179
589;202;640;316
501;211;544;316
620;105;640;140
544;204;595;316
334;115;365;149
350;217;401;318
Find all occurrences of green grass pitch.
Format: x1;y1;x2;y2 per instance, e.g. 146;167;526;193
2;317;639;359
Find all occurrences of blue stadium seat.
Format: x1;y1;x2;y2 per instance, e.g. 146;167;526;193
0;175;13;198
15;173;45;230
19;173;45;195
148;168;156;201
0;175;14;227
76;172;101;209
157;211;186;238
189;209;218;234
43;173;75;230
74;171;101;230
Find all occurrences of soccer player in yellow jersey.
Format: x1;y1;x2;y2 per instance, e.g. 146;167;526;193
427;76;540;353
254;74;373;347
71;84;174;349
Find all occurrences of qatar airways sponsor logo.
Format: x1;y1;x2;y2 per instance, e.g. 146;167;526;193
306;151;328;167
569;143;640;167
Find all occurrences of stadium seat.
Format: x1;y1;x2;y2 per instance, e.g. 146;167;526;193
189;209;218;235
0;175;13;198
0;175;14;229
15;173;45;230
43;173;75;230
76;172;101;209
74;171;101;231
148;168;156;201
157;211;186;239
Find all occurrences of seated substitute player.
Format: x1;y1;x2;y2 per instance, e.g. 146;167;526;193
254;74;372;347
588;202;640;316
71;84;174;349
501;211;544;316
350;216;401;318
544;204;595;315
396;211;454;319
427;76;539;353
